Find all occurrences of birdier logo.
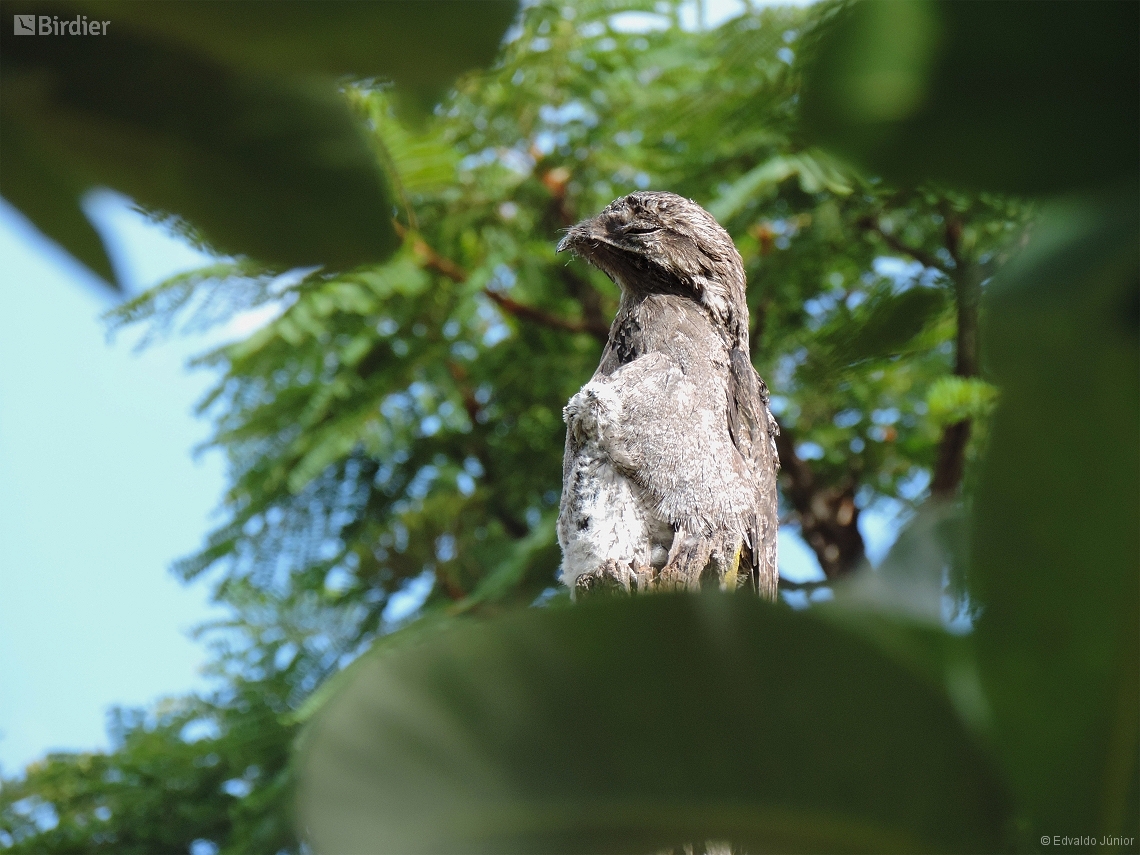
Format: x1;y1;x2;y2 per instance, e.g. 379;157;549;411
13;14;110;35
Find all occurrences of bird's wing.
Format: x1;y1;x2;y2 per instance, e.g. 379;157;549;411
600;351;757;537
726;348;780;593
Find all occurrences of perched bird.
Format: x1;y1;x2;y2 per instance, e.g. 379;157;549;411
556;191;780;600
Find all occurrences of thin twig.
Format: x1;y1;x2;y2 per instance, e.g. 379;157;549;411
482;290;609;338
778;578;832;591
395;222;467;284
774;418;865;579
857;216;951;274
394;222;608;339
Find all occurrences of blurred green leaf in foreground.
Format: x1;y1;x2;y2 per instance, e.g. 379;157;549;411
0;0;518;286
301;595;1007;854
798;0;1139;195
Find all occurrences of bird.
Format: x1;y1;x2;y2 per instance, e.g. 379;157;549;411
556;191;780;600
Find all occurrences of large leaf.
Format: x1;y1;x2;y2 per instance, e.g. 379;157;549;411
0;112;116;282
79;1;519;102
0;1;518;285
831;500;964;625
0;12;393;281
970;190;1139;843
298;595;1009;854
799;1;1140;194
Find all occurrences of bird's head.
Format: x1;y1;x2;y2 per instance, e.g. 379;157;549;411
557;191;748;336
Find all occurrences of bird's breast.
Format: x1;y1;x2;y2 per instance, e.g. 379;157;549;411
563;380;623;449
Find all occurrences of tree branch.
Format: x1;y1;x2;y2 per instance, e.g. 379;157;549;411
482;289;610;339
395;221;468;284
778;577;832;592
930;419;971;497
931;216;983;499
394;222;609;340
856;216;951;274
950;235;981;380
942;208;964;270
774;419;865;579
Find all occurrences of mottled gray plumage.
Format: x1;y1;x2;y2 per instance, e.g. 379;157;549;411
556;191;780;599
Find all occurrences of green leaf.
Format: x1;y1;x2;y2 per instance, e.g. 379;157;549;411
709;151;852;223
1;21;398;278
81;1;519;102
0;110;116;284
709;155;800;222
298;595;1009;854
455;513;557;610
800;1;1140;194
925;376;998;427
969;189;1139;842
813;284;948;370
104;260;273;345
817;503;990;733
289;607;458;727
352;252;431;299
0;1;519;286
373;111;460;197
287;409;368;495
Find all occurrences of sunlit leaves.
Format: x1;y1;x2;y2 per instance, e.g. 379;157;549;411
709;150;853;223
810;283;949;371
925;376;997;427
0;694;295;854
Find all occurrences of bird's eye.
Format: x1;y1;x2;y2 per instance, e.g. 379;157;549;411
625;225;660;236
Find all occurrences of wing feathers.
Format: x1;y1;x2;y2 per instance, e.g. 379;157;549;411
598;352;758;536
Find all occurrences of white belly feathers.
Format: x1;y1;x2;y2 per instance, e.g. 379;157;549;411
557;379;672;588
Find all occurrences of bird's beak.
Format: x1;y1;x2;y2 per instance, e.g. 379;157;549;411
556;232;576;253
557;221;592;254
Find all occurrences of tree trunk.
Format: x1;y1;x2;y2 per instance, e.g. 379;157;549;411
931;256;983;499
774;423;866;579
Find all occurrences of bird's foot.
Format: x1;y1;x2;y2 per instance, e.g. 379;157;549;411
656;565;701;592
574;560;658;599
629;562;656;593
708;537;744;592
574;559;631;599
658;531;713;592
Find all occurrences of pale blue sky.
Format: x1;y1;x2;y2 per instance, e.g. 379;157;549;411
0;193;228;775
